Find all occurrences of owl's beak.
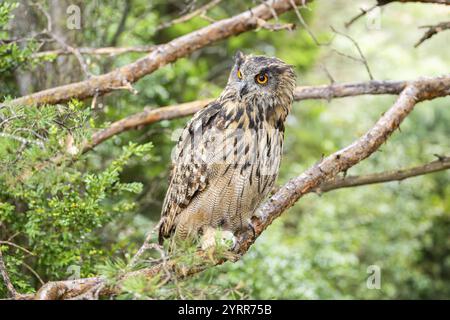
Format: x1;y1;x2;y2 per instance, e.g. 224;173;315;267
239;82;249;99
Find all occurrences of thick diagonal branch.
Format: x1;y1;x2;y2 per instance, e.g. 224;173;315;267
4;0;309;107
28;75;450;300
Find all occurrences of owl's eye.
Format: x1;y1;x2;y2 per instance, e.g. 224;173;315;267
255;73;268;85
237;69;243;79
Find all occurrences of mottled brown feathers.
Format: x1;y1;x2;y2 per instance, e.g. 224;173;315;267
158;53;296;245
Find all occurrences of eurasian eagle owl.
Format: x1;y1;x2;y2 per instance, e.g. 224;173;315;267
159;52;296;249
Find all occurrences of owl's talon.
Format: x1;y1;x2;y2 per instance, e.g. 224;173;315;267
248;221;256;239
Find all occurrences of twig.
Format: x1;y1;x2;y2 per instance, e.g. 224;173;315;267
22;262;45;286
0;241;35;256
345;0;450;29
345;3;379;29
256;18;296;31
50;34;92;78
31;1;92;78
415;21;450;47
330;26;374;80
128;220;165;268
156;0;222;31
319;64;336;84
289;0;324;45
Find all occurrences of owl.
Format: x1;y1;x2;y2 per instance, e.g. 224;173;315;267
158;52;296;250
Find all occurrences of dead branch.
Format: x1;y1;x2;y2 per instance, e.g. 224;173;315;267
317;156;450;192
26;75;450;300
4;0;309;107
415;21;450;47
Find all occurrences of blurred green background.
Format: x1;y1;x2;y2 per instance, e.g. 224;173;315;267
0;0;449;299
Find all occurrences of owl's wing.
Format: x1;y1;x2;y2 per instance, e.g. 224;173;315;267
158;101;223;243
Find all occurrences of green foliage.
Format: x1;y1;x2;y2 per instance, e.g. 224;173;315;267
0;98;152;296
0;2;52;76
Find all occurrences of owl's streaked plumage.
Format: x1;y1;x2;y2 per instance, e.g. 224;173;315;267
158;52;296;247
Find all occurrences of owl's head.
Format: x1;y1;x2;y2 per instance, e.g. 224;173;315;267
225;51;296;108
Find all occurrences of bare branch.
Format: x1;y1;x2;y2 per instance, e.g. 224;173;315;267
84;98;214;152
50;34;92;78
0;241;35;256
415;21;450;47
289;0;323;45
128;220;165;268
345;0;450;29
256;18;296;31
331;26;374;80
30;1;91;78
4;0;307;107
345;3;378;29
318;156;450;192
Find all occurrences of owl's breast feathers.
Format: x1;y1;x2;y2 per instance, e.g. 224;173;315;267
158;97;287;244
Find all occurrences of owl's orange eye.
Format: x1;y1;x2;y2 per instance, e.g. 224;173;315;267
237;69;243;79
255;73;268;85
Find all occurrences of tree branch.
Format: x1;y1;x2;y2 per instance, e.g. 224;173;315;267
4;0;310;107
26;75;450;300
415;21;450;47
317;156;450;192
345;0;450;29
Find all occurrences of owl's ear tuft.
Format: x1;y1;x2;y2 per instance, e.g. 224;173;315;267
234;50;246;65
